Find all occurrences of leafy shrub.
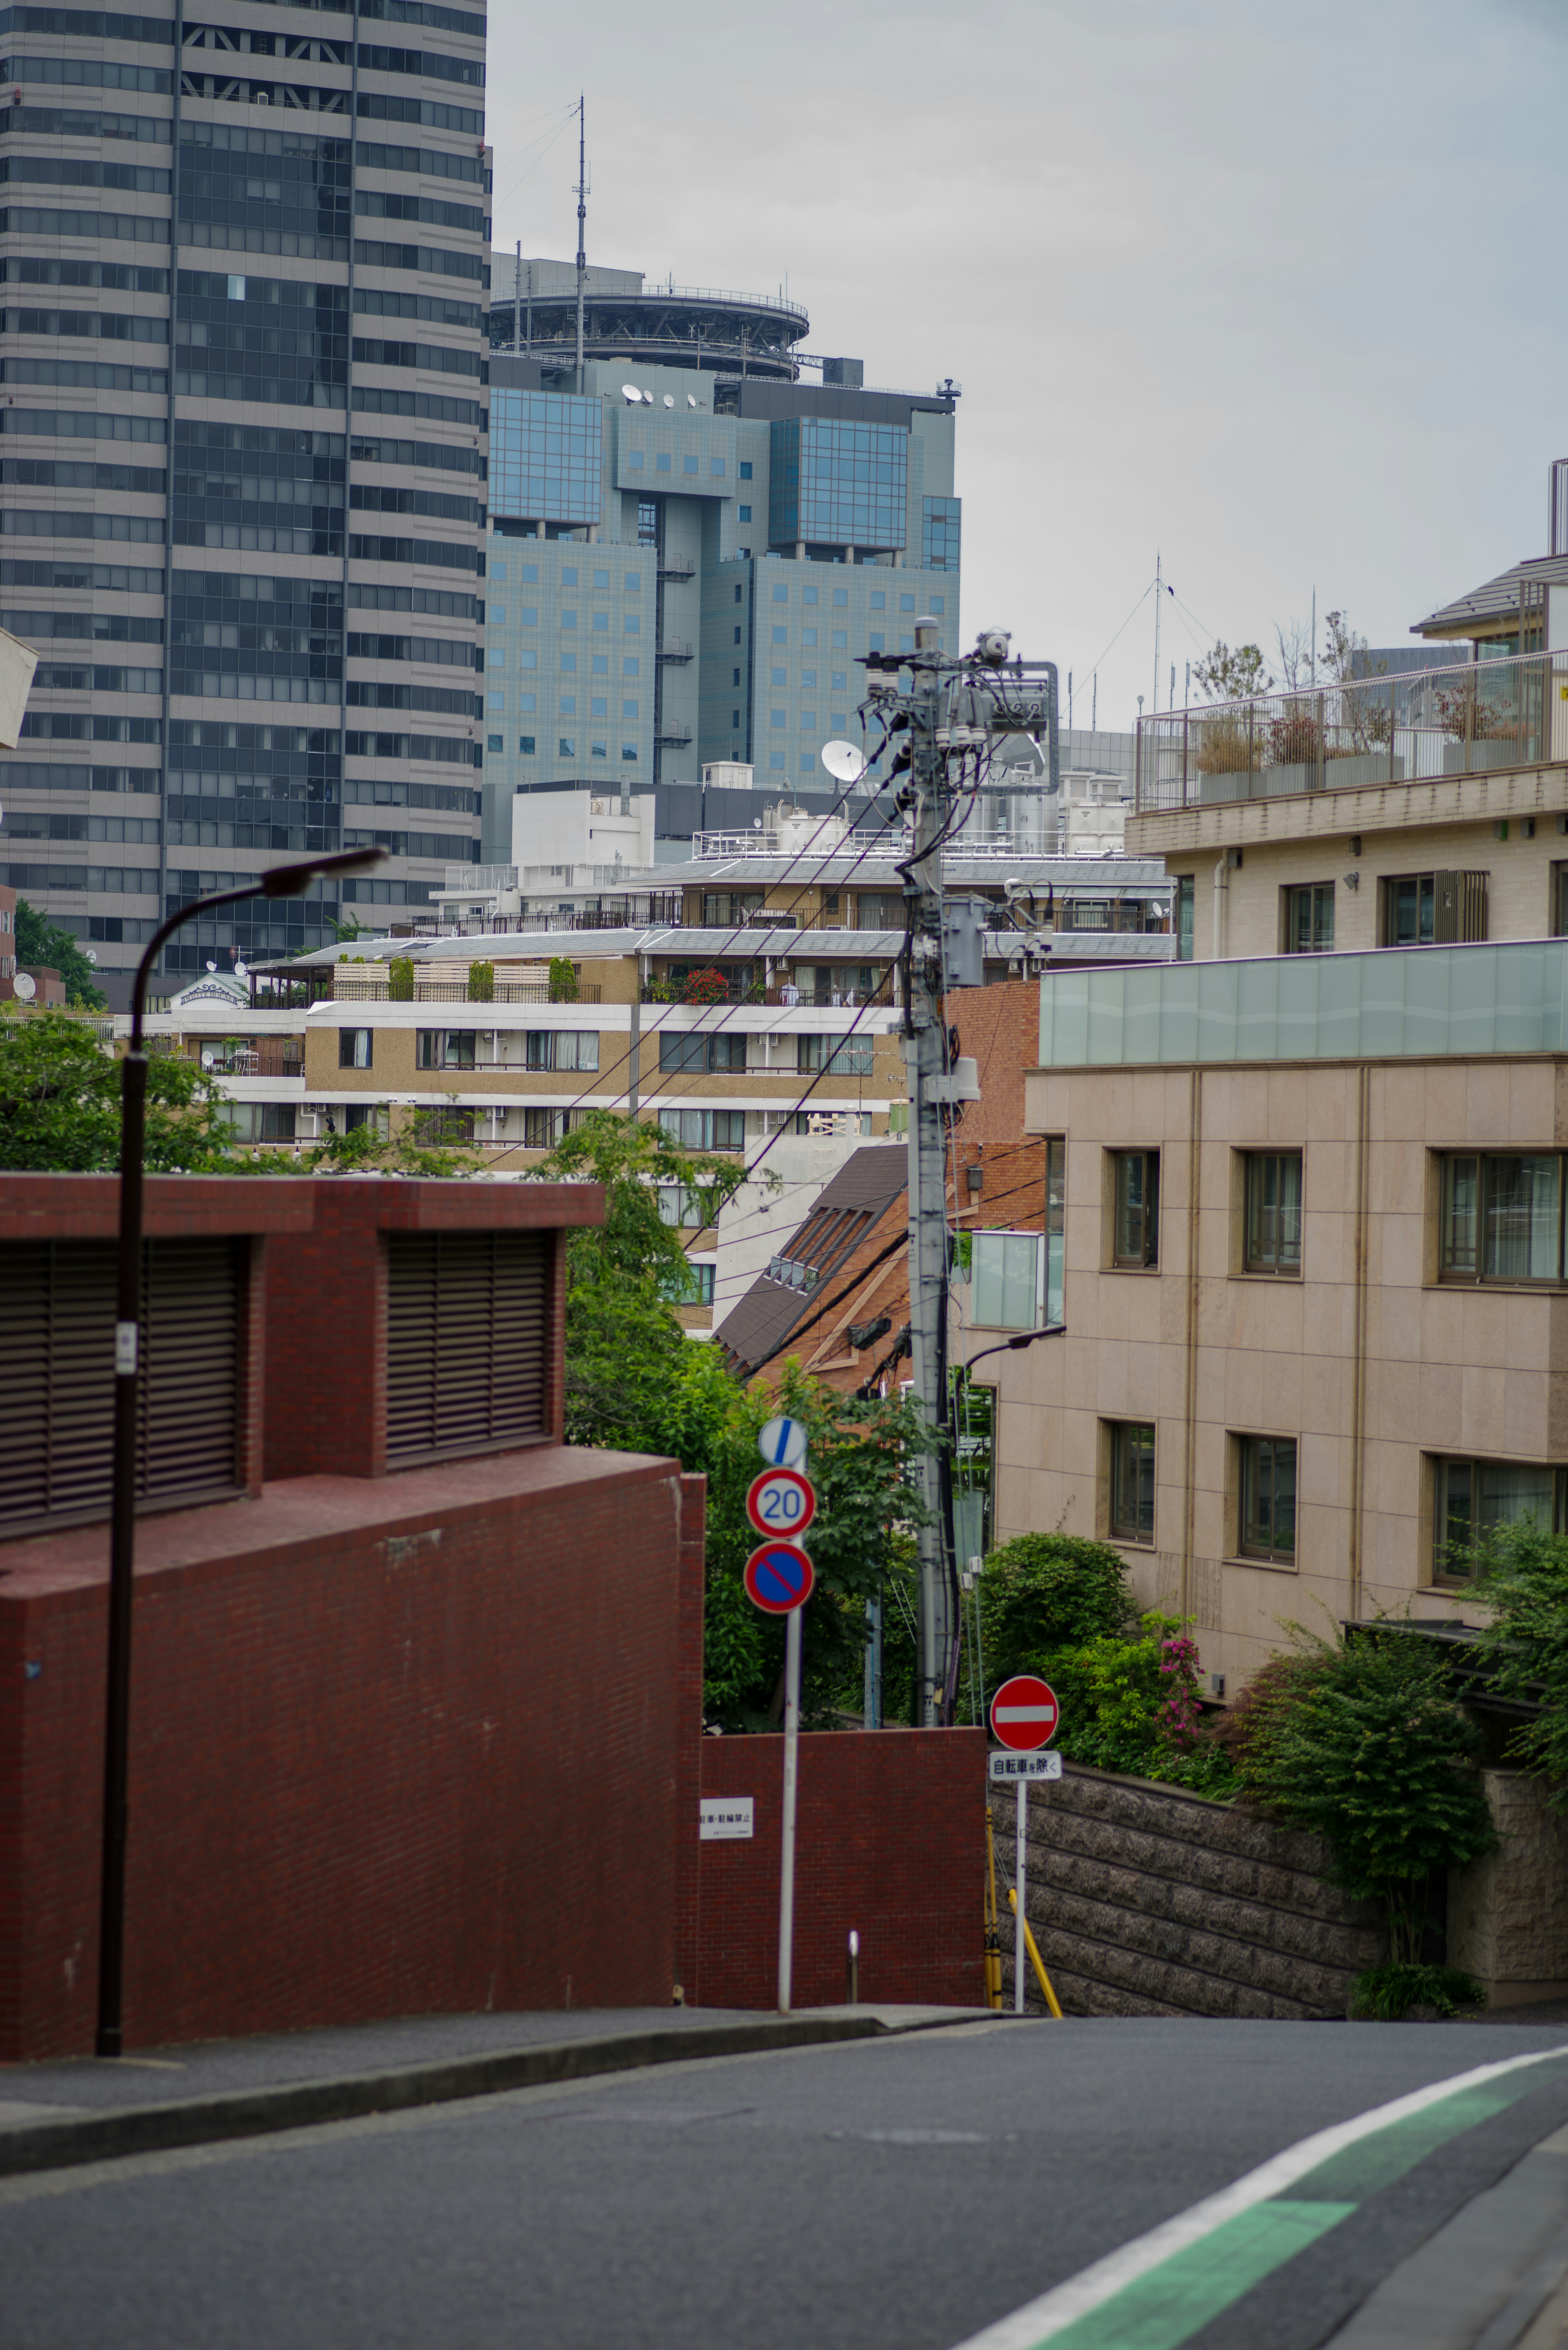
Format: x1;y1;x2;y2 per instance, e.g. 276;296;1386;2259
548;955;579;1003
1235;1628;1497;1964
1349;1964;1486;2022
978;1533;1136;1668
466;959;494;1004
388;956;414;1002
1470;1518;1568;1804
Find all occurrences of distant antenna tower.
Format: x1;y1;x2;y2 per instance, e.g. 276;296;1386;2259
573;94;589;393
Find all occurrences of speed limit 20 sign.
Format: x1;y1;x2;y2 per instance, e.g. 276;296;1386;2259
746;1467;816;1539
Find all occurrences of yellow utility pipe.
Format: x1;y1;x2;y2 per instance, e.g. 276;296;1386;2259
1008;1887;1064;2020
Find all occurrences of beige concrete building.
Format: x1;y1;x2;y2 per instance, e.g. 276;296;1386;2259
1129;644;1568;963
971;936;1568;1696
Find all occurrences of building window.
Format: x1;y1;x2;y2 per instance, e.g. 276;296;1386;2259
1379;870;1488;946
487;733;503;752
1434;1457;1568;1580
739;462;753;479
338;1028;372;1069
1284;883;1334;954
971;1230;1042;1330
519;735;536;754
1045;1137;1065;1324
1441;1153;1566;1282
658;1032;747;1076
657;1184;710;1229
1238;1434;1296;1564
796;1032;873;1075
658;1108;745;1150
1244;1151;1303;1274
415;1030;476;1070
662;1257;716;1306
1176;874;1194;961
739;504;752;522
1111;1150;1158;1267
526;1030;598;1072
1109;1421;1155;1545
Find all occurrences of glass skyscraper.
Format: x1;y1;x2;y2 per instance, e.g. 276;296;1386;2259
0;2;490;1008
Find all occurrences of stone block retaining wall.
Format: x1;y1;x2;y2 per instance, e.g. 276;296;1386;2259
1004;1760;1383;2018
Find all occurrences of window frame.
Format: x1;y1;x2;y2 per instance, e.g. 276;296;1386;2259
415;1027;475;1070
1110;1148;1159;1269
1108;1420;1156;1546
338;1026;372;1069
1438;1151;1568;1286
1432;1455;1568;1582
1243;1150;1303;1276
1282;881;1334;955
1236;1432;1297;1567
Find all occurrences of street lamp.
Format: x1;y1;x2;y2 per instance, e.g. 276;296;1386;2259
96;846;387;2058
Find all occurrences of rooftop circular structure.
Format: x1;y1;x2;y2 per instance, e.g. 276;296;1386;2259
489;258;809;381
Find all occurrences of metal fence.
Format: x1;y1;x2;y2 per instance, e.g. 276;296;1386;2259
1135;645;1568;815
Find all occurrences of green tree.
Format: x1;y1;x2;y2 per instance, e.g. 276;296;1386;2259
387;956;415;1002
1194;641;1272;704
974;1532;1136;1675
1470;1518;1568;1804
466;958;495;1004
0;1012;231;1171
548;955;579;1003
529;1108;745;1452
13;898;106;1008
1237;1628;1497;1963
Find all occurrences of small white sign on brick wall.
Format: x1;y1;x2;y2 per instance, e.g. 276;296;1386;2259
700;1796;754;1842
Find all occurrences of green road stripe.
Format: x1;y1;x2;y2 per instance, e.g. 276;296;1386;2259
1039;2201;1356;2350
1293;2071;1559;2203
951;2047;1568;2350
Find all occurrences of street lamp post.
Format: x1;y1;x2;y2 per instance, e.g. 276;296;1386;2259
95;846;385;2059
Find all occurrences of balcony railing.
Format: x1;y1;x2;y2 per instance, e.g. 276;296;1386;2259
330;980;603;1004
1135;645;1568;815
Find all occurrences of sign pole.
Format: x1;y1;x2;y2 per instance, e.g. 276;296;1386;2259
1015;1774;1027;2016
779;1601;801;2012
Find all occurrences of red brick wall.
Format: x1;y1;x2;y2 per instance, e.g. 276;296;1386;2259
263;1181;588;1481
680;1729;987;2011
0;1445;686;2061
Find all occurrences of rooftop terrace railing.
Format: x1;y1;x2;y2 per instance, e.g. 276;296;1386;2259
1134;645;1568;815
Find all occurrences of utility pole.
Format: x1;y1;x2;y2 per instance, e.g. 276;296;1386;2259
860;624;1056;1727
574;96;587;395
902;614;951;1728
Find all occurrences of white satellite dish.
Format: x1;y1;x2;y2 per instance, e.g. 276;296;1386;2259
820;739;867;784
12;970;35;1001
85;949;97;963
662;393;675;408
640;389;655;404
620;383;640;403
686;394;698;408
234;958;248;978
206;960;216;972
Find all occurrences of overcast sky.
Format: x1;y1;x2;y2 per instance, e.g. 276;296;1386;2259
489;0;1566;734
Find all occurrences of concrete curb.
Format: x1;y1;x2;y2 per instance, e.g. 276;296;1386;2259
0;2010;982;2180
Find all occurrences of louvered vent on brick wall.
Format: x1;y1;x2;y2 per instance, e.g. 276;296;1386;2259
0;1237;243;1536
385;1229;548;1466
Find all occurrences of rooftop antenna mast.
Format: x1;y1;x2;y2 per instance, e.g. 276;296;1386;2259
573;94;588;394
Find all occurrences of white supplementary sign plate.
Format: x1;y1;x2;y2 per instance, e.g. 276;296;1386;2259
989;1751;1062;1782
699;1796;755;1842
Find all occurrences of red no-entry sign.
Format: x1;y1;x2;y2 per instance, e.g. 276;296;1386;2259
989;1674;1060;1752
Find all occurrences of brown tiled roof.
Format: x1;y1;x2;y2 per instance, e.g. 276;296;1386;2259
714;1144;907;1376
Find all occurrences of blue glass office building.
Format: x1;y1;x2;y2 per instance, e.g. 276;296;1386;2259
484;261;960;857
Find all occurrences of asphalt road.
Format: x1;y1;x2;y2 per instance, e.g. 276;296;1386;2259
8;2016;1568;2350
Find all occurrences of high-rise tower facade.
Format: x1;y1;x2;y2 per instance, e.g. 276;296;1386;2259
0;3;490;1007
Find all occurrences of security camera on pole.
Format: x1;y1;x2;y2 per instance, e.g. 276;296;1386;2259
848;622;1062;1727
